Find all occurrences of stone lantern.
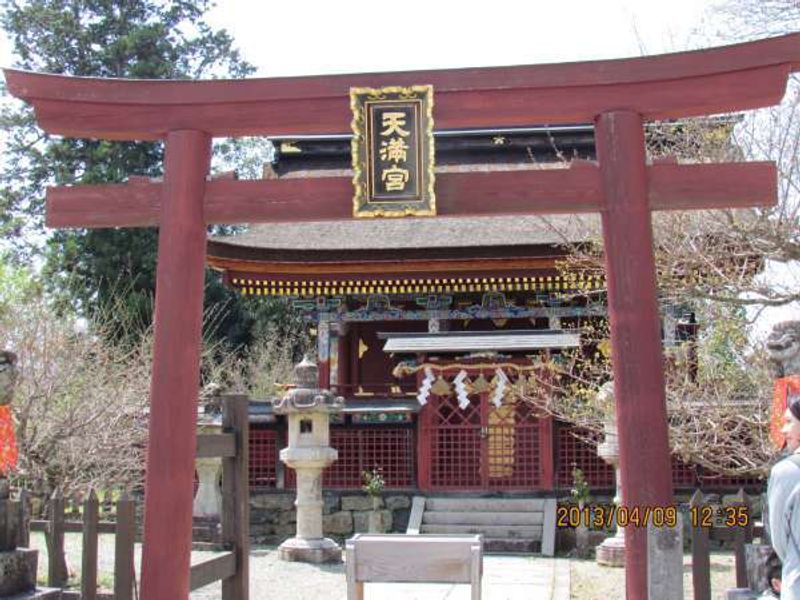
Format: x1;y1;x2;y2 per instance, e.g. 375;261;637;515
192;398;224;544
595;381;626;567
272;356;344;563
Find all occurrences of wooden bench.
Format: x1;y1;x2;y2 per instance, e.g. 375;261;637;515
345;533;483;600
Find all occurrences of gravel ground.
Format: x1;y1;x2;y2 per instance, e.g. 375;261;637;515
28;532;347;599
570;550;738;600
189;546;346;600
28;532;739;599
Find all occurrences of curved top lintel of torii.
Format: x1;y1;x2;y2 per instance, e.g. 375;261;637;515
4;32;800;140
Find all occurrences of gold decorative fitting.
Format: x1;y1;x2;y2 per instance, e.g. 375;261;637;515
233;272;605;296
431;376;452;396
358;338;369;359
470;374;491;394
280;141;302;154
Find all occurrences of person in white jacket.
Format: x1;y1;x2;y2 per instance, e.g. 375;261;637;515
768;394;800;599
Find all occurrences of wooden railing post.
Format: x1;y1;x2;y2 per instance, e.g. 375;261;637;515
46;491;68;587
114;491;136;600
81;489;99;600
18;489;29;548
690;490;711;600
221;394;249;600
733;489;749;589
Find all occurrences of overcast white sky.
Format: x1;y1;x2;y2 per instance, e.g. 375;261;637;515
204;0;713;77
0;1;725;80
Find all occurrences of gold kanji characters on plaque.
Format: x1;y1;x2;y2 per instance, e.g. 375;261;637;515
379;137;409;163
380;112;410;137
378;111;411;192
381;165;410;191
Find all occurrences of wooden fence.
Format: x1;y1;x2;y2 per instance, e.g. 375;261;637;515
689;488;759;600
25;394;250;600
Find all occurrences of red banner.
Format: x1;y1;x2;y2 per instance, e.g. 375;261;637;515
772;376;800;449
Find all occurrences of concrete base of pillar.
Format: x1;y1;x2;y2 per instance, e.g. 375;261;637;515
0;548;37;596
647;518;684;600
595;535;626;567
278;537;342;563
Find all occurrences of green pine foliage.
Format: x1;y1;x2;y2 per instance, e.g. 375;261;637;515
0;0;290;351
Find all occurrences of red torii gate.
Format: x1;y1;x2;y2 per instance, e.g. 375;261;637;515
6;32;799;600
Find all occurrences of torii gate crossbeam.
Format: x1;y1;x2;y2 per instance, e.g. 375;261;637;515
6;32;800;600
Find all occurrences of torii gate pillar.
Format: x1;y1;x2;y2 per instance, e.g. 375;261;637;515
597;111;673;598
140;130;211;600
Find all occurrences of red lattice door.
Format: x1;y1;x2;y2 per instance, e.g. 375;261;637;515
424;392;540;491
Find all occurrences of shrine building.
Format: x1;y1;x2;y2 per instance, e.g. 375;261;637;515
208;127;758;497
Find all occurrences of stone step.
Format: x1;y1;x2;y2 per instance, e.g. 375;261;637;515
424;497;545;512
484;537;539;553
422;511;543;526
420;523;543;538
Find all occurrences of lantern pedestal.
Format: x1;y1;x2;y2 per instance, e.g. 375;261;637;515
278;536;343;564
273;357;344;564
595;382;626;568
192;410;224;547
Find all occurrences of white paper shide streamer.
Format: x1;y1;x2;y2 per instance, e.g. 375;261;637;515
454;370;470;409
416;367;435;405
492;368;509;408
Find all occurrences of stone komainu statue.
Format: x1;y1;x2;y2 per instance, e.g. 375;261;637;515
767;321;800;378
0;351;17;407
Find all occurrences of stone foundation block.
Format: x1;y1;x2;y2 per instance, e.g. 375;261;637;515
250;509;278;525
385;495;410;510
277;510;297;525
341;495;381;511
323;511;353;535
353;510;392;533
274;524;296;540
250;494;295;511
392;509;411;533
0;548;37;596
323;495;339;515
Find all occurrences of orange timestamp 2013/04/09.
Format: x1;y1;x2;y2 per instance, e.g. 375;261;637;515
556;503;751;529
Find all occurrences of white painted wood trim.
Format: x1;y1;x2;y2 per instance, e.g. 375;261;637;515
406;495;426;534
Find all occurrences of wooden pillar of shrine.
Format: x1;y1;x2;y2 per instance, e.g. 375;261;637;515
536;363;555;491
538;415;555;491
317;318;331;389
335;323;349;394
416;354;432;491
140;130;211;600
595;111;673;600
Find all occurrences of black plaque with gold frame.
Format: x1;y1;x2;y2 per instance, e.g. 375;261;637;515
350;85;435;218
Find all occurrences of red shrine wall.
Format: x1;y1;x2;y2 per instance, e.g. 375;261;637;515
342;320;427;395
